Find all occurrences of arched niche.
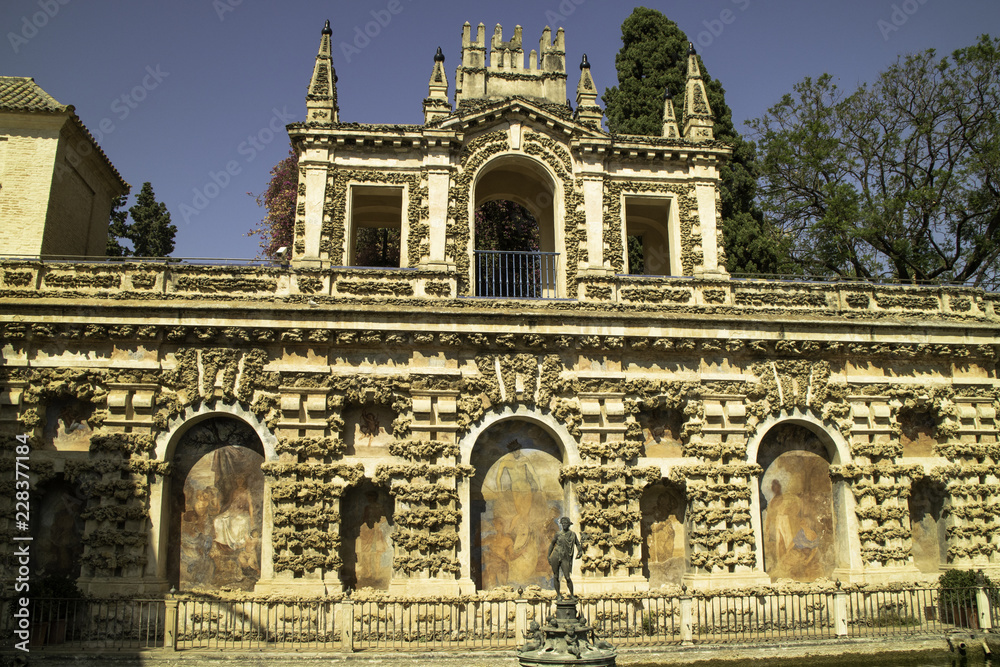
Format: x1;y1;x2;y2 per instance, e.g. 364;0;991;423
750;416;856;582
639;481;687;587
340;479;394;591
33;474;87;581
165;416;266;592
466;416;568;591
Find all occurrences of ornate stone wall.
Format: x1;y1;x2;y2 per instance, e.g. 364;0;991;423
1;272;997;596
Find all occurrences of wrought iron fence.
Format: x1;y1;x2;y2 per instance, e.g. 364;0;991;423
691;590;838;643
475;250;558;298
0;598;164;650
3;586;995;654
176;598;339;651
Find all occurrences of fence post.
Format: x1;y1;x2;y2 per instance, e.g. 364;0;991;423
341;598;355;653
834;583;848;637
164;598;179;651
680;592;693;645
515;597;527;645
976;571;994;630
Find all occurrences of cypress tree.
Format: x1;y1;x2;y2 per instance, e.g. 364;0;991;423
602;8;793;275
105;182;176;257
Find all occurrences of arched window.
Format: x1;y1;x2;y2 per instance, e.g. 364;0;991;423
473;157;559;298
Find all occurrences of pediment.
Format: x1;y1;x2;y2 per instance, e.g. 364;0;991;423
438;96;607;141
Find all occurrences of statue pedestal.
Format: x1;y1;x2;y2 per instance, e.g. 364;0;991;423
516;596;616;666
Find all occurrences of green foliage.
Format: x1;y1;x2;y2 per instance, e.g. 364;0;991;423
602;7;793;275
106;183;176;257
474;200;539;251
749;35;1000;288
355;227;400;267
249;149;298;260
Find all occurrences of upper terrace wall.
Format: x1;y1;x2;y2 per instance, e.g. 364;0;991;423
1;260;997;327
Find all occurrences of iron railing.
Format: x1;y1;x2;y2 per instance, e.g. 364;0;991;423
3;586;995;654
1;598;165;650
475;250;558;298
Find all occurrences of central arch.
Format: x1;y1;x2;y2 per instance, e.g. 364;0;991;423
463;409;576;591
747;412;861;582
471;153;563;297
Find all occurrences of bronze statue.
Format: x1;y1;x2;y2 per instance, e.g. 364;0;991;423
547;516;582;599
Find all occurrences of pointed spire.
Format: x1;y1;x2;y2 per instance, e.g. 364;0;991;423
307;20;338;124
424;46;452;125
574;53;602;127
683;42;714;142
661;88;679;138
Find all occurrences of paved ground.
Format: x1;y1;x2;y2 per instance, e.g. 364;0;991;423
1;635;982;667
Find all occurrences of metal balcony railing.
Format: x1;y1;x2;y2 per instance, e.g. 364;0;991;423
475;250;558;299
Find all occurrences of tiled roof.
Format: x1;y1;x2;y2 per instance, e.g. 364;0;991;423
0;76;128;192
0;76;68;112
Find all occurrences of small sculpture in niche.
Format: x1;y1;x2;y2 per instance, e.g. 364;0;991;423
547;517;582;599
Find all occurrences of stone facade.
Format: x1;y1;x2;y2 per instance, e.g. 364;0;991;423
0;77;128;258
0;24;997;599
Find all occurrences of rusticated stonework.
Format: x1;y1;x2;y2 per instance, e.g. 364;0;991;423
1;23;997;599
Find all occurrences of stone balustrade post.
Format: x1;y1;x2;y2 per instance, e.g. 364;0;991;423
515;597;528;642
976;571;994;630
340;598;355;652
164;598;179;651
679;593;693;645
834;586;849;637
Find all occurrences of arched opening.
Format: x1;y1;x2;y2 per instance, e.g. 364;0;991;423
908;478;947;574
33;475;86;582
340;479;394;591
757;423;837;582
639;481;686;587
167;417;265;591
469;419;565;590
473;156;559;298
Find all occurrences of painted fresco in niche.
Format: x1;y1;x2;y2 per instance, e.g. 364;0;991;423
640;483;686;587
638;408;684;458
169;418;265;592
758;424;836;582
899;410;937;458
34;477;86;578
471;420;564;591
909;479;947;573
340;482;394;590
43;398;94;451
344;405;394;456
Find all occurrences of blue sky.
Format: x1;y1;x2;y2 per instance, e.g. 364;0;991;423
2;0;996;259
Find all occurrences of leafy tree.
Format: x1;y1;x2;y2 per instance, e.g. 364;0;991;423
749;36;1000;288
602;7;793;275
248;150;298;259
474;200;539;251
106;182;176;257
355;228;400;267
